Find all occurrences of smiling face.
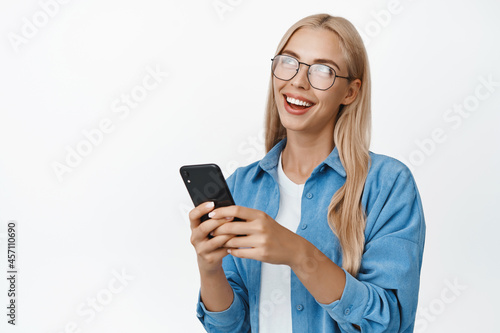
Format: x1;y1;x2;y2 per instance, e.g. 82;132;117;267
273;27;360;137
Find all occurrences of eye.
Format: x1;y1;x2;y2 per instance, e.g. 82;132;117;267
280;56;297;67
311;64;334;77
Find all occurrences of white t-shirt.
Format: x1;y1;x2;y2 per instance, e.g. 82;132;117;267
258;152;304;332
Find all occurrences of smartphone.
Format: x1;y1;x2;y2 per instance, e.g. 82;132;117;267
180;163;243;227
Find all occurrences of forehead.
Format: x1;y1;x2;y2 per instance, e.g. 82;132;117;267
282;27;345;66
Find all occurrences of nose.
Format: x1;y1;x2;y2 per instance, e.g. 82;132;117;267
290;63;310;90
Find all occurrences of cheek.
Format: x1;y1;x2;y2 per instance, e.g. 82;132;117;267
273;81;285;107
319;91;342;107
273;78;285;95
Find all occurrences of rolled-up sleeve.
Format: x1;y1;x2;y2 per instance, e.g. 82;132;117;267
317;166;426;332
195;254;251;332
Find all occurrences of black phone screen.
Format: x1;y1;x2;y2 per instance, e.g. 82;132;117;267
180;163;242;223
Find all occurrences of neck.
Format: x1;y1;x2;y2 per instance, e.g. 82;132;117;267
281;130;335;183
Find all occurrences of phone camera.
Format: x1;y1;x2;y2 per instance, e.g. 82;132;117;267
182;170;191;183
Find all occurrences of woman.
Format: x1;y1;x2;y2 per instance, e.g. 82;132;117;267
189;13;426;332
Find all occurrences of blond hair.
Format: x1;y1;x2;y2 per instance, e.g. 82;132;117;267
264;14;371;277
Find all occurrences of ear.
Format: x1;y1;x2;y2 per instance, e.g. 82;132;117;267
342;79;361;105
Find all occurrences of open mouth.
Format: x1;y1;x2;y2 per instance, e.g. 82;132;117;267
284;94;315;111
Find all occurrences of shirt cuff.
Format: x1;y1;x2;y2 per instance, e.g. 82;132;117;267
196;288;245;328
317;267;369;327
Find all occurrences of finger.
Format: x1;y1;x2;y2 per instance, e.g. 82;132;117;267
222;234;256;248
196;234;235;256
211;221;256;237
201;246;233;264
188;201;215;230
207;205;263;222
208;234;236;249
192;218;232;243
209;215;234;235
227;247;256;260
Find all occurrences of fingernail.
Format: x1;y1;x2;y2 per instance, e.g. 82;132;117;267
208;211;215;218
206;202;214;209
209;231;214;237
227;249;232;254
225;216;233;220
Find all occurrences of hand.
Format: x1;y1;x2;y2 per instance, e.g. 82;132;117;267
209;205;303;266
189;201;236;274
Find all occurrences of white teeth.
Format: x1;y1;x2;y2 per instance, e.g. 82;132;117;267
286;96;312;107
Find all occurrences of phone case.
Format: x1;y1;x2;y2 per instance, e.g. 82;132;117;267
180;163;241;223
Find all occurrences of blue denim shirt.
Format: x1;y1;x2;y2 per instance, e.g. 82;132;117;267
196;137;426;332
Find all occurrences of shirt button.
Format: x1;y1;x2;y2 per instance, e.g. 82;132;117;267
344;308;350;316
320;166;325;172
301;224;307;230
196;312;203;318
306;193;313;199
296;304;304;311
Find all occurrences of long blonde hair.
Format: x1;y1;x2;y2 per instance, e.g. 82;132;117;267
264;14;371;277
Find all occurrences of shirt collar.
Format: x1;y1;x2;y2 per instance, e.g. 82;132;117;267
257;137;347;178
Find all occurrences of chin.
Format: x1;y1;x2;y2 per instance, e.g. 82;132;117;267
277;112;309;132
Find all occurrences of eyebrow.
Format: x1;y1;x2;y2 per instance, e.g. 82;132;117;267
281;49;342;71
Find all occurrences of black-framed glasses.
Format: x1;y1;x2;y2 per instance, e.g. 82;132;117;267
271;54;350;90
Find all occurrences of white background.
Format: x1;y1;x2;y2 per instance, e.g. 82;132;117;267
1;0;499;332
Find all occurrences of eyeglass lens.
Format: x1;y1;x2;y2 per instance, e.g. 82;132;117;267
271;55;336;90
